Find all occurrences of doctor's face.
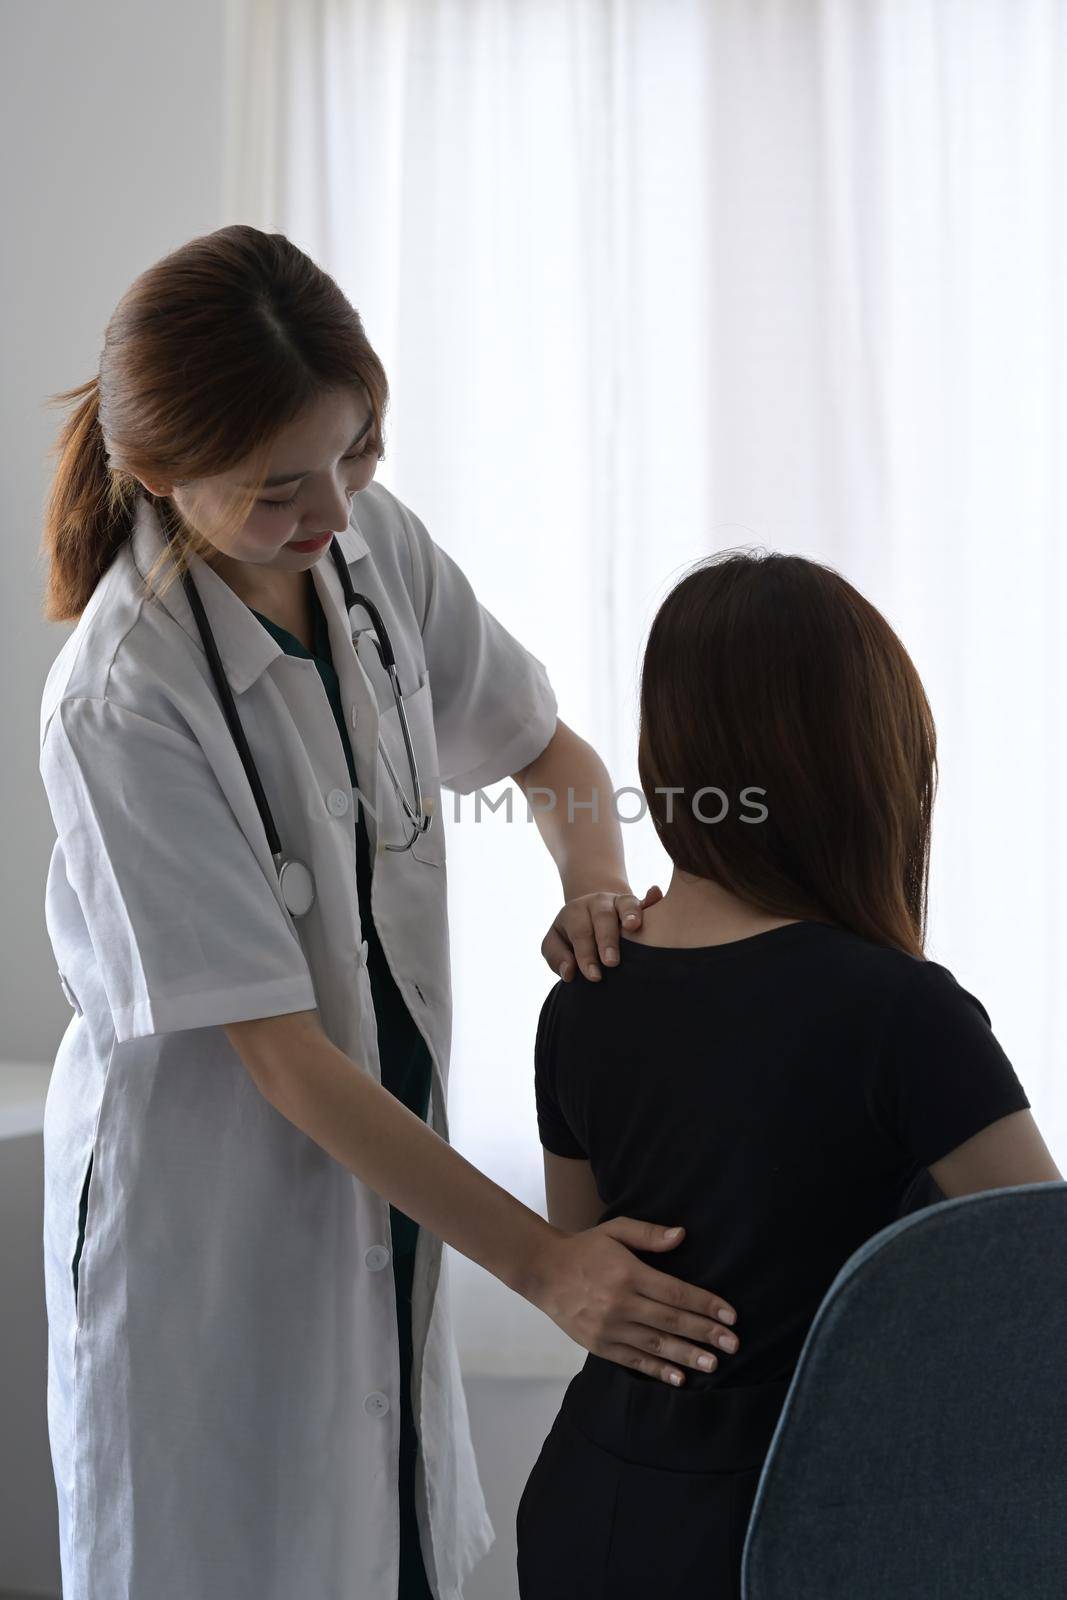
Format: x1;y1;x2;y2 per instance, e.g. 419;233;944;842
172;386;380;572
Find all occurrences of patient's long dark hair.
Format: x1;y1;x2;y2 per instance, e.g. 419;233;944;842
637;551;937;959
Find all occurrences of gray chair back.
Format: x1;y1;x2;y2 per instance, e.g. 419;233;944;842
741;1181;1067;1599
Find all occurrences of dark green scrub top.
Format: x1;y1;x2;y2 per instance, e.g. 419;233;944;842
249;576;433;1600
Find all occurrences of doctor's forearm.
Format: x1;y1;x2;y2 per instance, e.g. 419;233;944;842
239;1010;560;1298
515;719;630;899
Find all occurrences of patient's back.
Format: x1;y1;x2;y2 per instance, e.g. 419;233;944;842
533;918;1031;1387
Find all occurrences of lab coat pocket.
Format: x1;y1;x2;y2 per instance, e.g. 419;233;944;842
72;1150;94;1318
376;670;446;868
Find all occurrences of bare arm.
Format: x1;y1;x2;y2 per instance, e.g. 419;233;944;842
928;1108;1062;1197
224;1007;743;1385
227;1008;553;1297
513;717;663;980
540;1110;1064;1238
543;1150;605;1235
511;717;631;903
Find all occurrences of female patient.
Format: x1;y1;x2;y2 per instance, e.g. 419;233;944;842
515;550;1062;1599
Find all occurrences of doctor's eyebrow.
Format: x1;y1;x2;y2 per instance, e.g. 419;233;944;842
238;411;376;488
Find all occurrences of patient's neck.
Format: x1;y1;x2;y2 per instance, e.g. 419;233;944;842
625;870;805;950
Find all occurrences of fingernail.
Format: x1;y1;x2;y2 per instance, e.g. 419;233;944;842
585;964;599;979
719;1309;736;1325
624;913;639;923
665;1227;683;1238
604;947;617;962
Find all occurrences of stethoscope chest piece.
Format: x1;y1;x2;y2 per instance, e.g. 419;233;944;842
277;857;316;917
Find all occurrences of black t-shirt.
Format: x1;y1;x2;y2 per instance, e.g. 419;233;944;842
534;918;1030;1388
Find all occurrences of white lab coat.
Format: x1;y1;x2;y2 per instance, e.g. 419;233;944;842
38;483;558;1600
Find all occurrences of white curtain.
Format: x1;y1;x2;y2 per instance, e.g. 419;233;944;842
224;0;1067;1378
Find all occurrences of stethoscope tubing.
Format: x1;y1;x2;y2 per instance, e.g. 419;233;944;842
172;523;430;915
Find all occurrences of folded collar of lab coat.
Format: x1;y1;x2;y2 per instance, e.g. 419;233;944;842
130;491;371;696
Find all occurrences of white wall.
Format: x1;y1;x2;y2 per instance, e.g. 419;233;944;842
1;4;227;1591
2;0;228;1066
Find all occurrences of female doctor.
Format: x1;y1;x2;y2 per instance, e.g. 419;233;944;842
36;225;741;1600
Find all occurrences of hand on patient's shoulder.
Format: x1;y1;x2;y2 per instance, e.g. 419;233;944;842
541;883;663;982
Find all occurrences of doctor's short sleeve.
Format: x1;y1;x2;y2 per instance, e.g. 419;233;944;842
867;958;1031;1170
397;498;558;793
533;983;588;1158
41;696;318;1045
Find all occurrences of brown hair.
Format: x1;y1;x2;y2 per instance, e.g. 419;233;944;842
637;550;937;958
40;225;389;621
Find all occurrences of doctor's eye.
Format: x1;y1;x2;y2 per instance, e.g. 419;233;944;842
258;438;379;509
259;441;379;508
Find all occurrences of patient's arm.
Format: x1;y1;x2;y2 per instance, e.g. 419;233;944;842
540;1109;1062;1239
928;1108;1062;1197
543;1149;605;1234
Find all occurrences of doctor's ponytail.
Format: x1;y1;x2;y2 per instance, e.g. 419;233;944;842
39;224;389;622
40;376;140;622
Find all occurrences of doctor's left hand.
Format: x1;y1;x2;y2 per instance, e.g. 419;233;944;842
542;883;663;982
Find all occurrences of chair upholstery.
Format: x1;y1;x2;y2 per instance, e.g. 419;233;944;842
741;1181;1067;1599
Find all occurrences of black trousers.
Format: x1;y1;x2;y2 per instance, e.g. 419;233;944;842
515;1357;791;1600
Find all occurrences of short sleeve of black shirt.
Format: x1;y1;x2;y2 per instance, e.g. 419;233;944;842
868;957;1031;1168
534;983;587;1158
535;932;1031;1181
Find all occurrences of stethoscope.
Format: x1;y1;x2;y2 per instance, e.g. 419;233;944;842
163;506;433;918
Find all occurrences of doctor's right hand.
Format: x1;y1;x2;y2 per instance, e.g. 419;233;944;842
522;1217;740;1387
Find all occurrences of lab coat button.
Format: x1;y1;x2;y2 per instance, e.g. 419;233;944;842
364;1391;390;1417
326;788;350;816
365;1245;391;1271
